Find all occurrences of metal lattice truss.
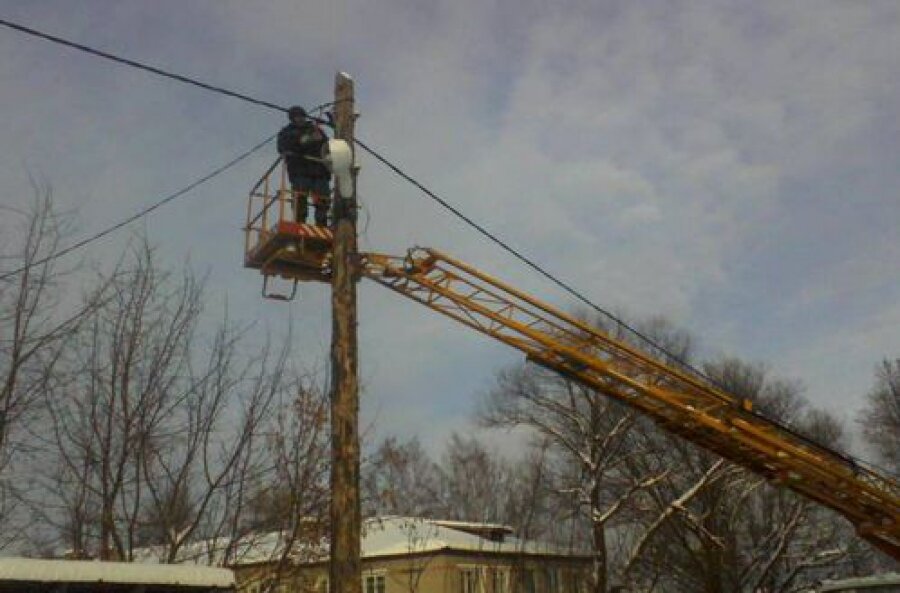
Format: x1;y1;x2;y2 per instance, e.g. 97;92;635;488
361;247;900;559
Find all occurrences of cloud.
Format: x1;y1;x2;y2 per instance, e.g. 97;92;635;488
1;1;898;451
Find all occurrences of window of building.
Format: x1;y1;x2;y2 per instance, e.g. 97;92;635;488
522;569;536;593
460;566;482;593
564;570;580;593
363;573;385;593
547;568;560;593
491;568;509;593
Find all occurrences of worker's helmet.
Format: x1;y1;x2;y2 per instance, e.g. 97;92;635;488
287;106;307;122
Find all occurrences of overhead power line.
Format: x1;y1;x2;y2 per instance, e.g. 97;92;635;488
3;15;893;478
0;133;276;282
353;140;670;368
0;17;286;113
0;17;685;370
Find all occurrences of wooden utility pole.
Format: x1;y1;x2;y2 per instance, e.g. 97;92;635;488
329;72;361;593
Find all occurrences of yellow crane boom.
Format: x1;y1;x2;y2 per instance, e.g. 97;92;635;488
361;247;900;559
244;159;899;559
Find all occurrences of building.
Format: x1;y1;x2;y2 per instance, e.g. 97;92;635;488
138;517;591;593
0;558;234;593
243;517;590;593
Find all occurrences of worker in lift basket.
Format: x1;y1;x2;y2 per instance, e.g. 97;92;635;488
277;106;332;226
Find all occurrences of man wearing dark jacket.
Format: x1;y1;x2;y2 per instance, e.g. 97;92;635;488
277;106;331;226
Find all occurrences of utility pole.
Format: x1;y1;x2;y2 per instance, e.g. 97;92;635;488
329;72;361;593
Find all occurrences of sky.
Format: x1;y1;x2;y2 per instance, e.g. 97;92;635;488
1;1;898;457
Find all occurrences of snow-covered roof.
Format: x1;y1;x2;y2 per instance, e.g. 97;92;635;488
134;517;587;568
132;531;314;568
0;558;235;588
429;520;514;535
360;516;577;559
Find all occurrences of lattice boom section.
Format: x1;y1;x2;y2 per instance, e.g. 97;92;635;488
361;248;900;559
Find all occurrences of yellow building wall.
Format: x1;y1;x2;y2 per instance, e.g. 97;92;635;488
234;552;589;593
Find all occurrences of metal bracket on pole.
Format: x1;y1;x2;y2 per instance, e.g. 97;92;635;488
261;275;299;301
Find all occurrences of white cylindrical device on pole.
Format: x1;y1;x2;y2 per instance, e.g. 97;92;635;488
324;139;354;198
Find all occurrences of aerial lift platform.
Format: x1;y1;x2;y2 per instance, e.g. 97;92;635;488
243;159;335;299
244;138;354;300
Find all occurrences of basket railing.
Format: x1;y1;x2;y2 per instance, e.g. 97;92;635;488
245;159;295;260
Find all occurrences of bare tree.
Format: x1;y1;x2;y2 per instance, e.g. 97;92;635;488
436;433;519;524
138;322;291;563
230;378;331;593
46;242;205;559
479;314;875;592
623;358;868;593
480;315;723;593
858;359;900;475
0;187;95;550
504;442;567;545
362;436;441;518
242;377;330;544
39;241;291;562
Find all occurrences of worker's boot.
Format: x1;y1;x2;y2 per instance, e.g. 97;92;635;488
294;190;309;224
314;197;331;227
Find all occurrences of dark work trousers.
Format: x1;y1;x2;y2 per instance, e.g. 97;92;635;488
289;172;331;226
